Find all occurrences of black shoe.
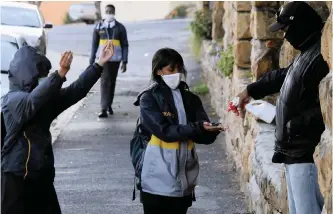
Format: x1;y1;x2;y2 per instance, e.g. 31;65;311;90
98;110;108;118
108;106;114;115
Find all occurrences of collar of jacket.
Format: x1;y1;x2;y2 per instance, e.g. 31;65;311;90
133;81;190;107
99;19;119;29
298;31;322;52
153;81;191;120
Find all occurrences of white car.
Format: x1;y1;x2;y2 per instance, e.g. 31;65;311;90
69;3;98;24
0;1;53;55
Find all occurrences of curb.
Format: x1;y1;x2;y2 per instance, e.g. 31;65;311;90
50;98;86;144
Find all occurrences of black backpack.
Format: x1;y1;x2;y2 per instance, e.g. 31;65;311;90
130;117;149;200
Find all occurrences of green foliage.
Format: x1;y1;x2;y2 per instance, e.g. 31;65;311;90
189;9;212;59
175;5;187;18
217;45;234;78
166;5;188;19
189;10;212;40
191;83;209;95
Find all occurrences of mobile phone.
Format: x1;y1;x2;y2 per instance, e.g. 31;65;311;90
211;122;221;127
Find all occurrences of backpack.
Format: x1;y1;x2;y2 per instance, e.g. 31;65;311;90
130;117;149;200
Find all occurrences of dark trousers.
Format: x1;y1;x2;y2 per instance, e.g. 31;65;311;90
1;172;61;214
100;61;121;110
141;191;191;214
143;203;188;214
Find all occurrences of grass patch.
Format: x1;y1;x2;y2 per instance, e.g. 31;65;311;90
217;45;234;78
191;83;209;95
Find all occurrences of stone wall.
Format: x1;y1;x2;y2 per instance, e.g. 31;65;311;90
200;1;332;214
316;2;332;213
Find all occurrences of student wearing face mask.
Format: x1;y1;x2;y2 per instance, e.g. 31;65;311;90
90;4;129;118
133;48;226;214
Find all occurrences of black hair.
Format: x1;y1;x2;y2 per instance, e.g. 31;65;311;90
106;4;115;10
151;48;187;83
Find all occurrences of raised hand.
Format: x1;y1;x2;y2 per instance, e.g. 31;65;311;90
97;41;114;67
58;51;73;78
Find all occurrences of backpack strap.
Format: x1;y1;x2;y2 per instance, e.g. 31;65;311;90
132;117;140;201
133;117;142;136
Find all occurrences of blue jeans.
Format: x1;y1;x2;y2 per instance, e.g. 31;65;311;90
285;163;324;214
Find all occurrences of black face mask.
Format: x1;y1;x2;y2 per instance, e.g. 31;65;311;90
284;12;323;50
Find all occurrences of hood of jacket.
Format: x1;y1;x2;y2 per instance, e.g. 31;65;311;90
8;46;51;93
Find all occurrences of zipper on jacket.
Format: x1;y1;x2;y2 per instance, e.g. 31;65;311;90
23;131;31;179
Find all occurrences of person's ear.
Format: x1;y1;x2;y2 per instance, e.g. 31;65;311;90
157;70;163;76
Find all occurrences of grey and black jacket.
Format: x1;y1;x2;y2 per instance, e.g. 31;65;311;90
90;20;128;65
134;81;219;197
247;33;329;163
1;46;103;180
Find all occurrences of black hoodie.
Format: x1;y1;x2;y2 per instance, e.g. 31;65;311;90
1;46;103;179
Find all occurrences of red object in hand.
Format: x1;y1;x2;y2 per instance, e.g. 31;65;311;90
227;97;245;116
228;101;239;116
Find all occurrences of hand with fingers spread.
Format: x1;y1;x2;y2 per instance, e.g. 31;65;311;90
58;51;73;78
97;40;114;67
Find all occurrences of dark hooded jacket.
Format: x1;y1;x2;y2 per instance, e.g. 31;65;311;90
1;46;103;179
246;5;329;164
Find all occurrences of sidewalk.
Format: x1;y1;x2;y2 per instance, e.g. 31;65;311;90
52;78;248;213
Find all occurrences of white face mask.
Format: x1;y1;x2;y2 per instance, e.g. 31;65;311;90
161;73;182;89
105;14;115;22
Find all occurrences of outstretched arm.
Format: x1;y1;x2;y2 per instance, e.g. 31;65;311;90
247;65;291;100
53;41;115;116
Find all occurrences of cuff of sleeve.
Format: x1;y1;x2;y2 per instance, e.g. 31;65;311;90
93;63;103;72
55;71;67;82
246;81;260;99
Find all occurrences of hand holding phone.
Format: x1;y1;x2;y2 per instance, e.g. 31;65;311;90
203;122;228;132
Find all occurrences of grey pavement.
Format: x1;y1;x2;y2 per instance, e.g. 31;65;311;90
50;19;247;214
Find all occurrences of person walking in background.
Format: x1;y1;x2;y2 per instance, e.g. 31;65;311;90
133;48;226;214
1;41;114;214
232;2;329;214
90;4;129;118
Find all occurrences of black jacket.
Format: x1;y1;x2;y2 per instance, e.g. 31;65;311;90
134;81;218;144
1;46;103;179
247;36;329;163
